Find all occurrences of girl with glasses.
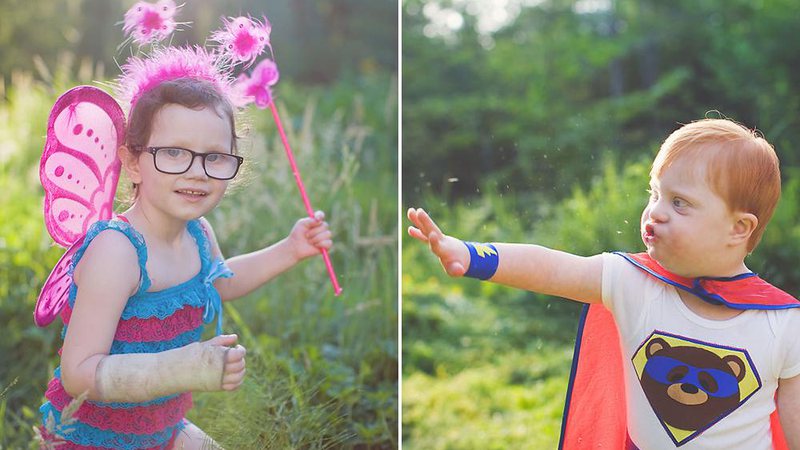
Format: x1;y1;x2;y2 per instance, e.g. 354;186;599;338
37;9;332;450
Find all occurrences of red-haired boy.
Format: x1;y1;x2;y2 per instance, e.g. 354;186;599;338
408;119;800;448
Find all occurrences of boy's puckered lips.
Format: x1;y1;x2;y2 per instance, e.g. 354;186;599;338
643;223;656;243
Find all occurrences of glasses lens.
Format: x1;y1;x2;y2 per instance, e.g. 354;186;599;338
154;147;193;173
153;147;241;179
204;153;241;180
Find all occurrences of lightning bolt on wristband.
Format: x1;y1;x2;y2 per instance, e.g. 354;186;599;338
463;242;499;280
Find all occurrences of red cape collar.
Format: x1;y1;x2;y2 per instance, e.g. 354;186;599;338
616;252;799;310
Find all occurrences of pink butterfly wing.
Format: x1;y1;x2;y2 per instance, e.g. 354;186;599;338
36;86;124;327
40;86;124;247
34;238;81;327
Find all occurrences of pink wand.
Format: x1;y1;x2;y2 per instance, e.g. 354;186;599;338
269;101;342;296
228;27;342;296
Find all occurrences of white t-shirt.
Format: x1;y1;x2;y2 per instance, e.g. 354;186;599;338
601;252;800;449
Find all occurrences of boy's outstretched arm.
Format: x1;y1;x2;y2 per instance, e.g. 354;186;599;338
408;207;603;304
778;374;800;449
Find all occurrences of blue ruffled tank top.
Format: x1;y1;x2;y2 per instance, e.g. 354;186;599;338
39;218;232;450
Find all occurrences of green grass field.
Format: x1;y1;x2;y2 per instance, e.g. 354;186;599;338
402;269;579;449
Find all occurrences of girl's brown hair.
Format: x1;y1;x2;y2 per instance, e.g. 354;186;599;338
125;77;238;152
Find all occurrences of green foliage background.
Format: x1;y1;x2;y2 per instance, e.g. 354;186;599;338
0;0;397;85
402;0;800;448
0;1;397;449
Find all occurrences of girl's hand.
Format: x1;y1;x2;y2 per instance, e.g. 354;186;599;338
204;334;246;391
288;210;333;261
407;207;470;277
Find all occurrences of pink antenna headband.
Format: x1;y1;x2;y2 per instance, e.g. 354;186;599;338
116;46;236;110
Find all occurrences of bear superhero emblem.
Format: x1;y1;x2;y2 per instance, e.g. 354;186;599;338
632;331;762;446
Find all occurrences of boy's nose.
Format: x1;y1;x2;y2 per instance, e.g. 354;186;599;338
647;200;669;223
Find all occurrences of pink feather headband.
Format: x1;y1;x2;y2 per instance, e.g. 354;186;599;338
116;46;235;109
116;2;275;112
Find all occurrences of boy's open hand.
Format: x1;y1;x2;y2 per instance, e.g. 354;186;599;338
288;210;333;261
407;207;470;277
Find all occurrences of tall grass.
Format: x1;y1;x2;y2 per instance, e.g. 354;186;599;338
0;59;397;449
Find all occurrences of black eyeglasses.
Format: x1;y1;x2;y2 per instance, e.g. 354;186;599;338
140;146;244;180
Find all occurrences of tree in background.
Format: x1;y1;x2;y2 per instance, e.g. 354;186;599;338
0;0;397;85
403;0;800;202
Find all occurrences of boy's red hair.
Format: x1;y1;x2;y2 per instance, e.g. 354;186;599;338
651;118;781;252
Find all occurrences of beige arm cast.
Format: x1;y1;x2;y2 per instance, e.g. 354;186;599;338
94;341;229;403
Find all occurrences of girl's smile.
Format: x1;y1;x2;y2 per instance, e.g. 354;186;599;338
175;187;210;202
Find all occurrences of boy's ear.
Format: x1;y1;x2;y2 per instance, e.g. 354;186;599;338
118;145;143;184
730;212;758;246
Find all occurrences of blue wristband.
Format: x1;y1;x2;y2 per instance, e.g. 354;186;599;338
463;242;499;280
